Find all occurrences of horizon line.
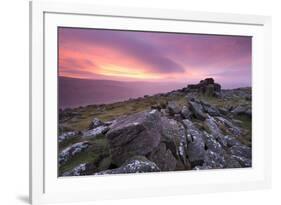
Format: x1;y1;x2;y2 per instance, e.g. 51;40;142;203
59;75;251;89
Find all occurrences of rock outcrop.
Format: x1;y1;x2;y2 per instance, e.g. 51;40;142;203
58;78;252;176
187;78;221;97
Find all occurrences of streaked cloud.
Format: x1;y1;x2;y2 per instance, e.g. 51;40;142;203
59;27;251;88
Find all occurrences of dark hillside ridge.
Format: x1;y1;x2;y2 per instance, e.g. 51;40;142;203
59;76;186;108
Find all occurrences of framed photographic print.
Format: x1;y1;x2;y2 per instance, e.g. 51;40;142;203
30;1;272;204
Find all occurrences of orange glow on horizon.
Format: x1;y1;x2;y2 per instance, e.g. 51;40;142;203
59;43;172;81
98;64;163;80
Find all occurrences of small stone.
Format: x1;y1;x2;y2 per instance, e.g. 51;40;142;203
181;105;191;119
167;101;181;115
189;100;207;120
58;131;80;143
83;125;109;138
59;141;91;166
88;118;105;130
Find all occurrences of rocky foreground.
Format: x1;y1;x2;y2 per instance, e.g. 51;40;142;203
58;78;252;176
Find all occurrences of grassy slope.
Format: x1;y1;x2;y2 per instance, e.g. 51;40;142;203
59;135;111;175
60;94;187;131
61;90;251;131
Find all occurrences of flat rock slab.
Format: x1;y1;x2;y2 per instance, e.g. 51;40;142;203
95;156;160;175
106;110;162;166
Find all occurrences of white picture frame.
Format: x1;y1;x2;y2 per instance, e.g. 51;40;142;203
30;1;272;204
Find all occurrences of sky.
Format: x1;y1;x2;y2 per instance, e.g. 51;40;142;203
58;27;252;88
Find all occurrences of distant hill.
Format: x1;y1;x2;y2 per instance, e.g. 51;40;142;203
59;77;186;108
